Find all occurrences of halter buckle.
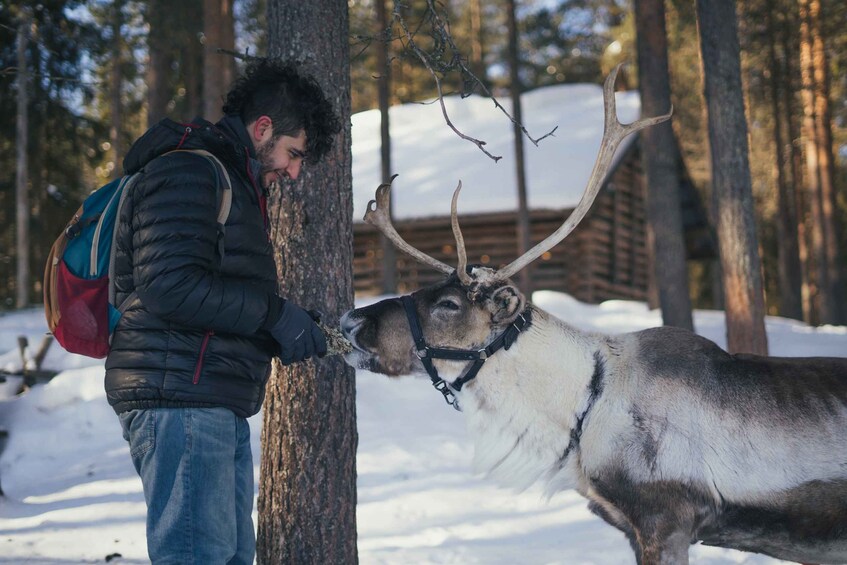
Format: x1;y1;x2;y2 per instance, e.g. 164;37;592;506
512;313;527;332
432;379;461;412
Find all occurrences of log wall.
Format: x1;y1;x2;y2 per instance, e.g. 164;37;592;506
353;154;650;303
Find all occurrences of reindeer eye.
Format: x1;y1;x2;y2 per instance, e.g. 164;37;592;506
436;299;461;311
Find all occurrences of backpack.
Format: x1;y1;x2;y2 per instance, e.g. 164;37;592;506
43;149;233;358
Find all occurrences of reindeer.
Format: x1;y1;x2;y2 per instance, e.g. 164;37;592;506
340;66;847;564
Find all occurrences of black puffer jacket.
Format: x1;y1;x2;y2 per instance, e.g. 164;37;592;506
104;115;285;418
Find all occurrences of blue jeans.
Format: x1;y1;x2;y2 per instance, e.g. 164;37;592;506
119;407;255;565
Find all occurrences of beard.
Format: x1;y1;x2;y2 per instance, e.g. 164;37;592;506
255;137;278;189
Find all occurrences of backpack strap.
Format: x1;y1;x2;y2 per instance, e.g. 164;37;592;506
164;149;233;259
169;149;233;226
107;150;234;310
165;149;233;226
108;173;143;308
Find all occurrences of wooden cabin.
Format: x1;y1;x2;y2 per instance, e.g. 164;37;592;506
350;83;713;301
353;139;713;301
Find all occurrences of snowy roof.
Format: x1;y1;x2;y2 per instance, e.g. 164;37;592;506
351;83;642;221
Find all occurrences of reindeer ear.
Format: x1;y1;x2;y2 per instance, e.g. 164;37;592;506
488;285;526;325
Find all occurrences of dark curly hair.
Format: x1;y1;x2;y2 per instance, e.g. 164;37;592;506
222;58;341;162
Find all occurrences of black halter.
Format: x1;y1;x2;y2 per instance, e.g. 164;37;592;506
400;294;533;411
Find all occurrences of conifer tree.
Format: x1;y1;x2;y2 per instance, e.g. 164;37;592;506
258;2;357;563
696;0;769;354
0;1;100;308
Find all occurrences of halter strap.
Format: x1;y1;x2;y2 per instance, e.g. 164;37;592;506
401;295;532;411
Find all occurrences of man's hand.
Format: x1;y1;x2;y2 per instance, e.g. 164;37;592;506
270;302;328;365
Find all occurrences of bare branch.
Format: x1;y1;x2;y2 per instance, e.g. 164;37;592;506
391;0;557;161
395;8;502;162
216;47;260;62
420;0;558;148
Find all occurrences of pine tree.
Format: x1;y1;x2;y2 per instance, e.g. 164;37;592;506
258;2;357;563
0;1;101;308
144;0;204;126
203;0;236;120
696;0;769;354
634;0;693;330
800;0;845;324
88;0;146;180
375;0;397;293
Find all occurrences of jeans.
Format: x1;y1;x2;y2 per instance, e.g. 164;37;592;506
119;407;255;565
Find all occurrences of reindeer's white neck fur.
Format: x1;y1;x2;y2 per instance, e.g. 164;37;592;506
433;305;847;507
435;307;608;496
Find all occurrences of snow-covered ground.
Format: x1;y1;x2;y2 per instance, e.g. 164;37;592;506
1;293;845;564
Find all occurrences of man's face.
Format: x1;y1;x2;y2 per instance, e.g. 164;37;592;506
248;115;307;187
256;130;307;187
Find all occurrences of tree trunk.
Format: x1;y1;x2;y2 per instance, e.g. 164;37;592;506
506;0;533;296
259;3;357;564
809;0;845;323
110;0;125;179
798;0;835;325
203;0;236;120
16;14;30;309
779;12;813;322
634;0;693;330
469;0;486;87
695;0;768;355
181;0;205;120
376;0;396;294
146;0;171;126
765;1;803;321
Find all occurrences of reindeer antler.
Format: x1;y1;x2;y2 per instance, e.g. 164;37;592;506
364;175;455;276
366;64;671;289
494;64;672;281
451;182;473;285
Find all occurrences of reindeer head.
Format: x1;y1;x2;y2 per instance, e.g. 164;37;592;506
341;267;526;377
341;65;670;383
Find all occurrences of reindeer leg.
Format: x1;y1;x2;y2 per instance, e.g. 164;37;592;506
586;497;689;564
590;473;709;565
636;529;691;565
588;499;642;561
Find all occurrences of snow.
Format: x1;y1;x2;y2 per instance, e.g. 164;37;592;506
1;297;845;564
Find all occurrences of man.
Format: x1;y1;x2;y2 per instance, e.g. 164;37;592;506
105;58;341;564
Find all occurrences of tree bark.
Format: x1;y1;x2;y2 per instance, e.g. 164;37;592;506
798;0;836;325
203;0;236;120
765;0;803;321
180;0;205;120
259;2;357;564
469;0;486;87
696;0;768;355
146;0;171;126
809;0;845;323
110;0;125;179
634;0;693;330
376;0;396;294
506;0;533;295
779;11;813;322
16;13;30;309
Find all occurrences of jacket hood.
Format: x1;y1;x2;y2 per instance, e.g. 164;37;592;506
122;115;256;175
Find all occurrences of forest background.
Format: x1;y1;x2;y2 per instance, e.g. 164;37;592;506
1;0;845;325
